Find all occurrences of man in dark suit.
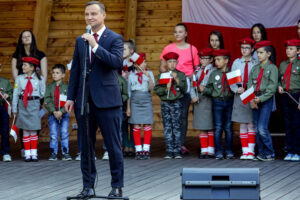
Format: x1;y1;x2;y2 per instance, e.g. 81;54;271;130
65;1;124;198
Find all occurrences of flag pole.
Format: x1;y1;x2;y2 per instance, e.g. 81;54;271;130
284;91;300;105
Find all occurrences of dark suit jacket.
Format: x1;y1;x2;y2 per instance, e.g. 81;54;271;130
67;28;123;109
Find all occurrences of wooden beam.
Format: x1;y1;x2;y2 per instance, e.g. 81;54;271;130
124;0;137;41
32;0;53;52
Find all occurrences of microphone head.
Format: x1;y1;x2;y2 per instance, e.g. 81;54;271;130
86;25;91;33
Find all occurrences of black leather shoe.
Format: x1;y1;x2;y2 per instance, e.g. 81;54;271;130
108;187;122;197
76;187;95;198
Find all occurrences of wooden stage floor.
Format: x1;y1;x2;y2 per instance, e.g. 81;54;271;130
1;137;299;200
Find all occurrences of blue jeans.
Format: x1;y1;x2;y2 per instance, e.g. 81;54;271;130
253;98;274;156
103;107;122;151
0;105;10;155
48;113;70;154
282;93;300;154
212;99;233;155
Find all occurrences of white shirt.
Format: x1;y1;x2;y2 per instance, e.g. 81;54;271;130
90;25;106;61
128;70;155;98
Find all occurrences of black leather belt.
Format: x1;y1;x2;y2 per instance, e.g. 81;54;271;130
19;96;40;100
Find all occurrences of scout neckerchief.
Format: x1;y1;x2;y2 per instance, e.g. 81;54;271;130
23;76;33;108
197;67;206;87
283;61;292;91
54;84;60;110
256;67;264;92
222;71;230;95
243;61;249;90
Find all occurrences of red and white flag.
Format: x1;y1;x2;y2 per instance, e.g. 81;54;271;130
130;53;144;66
10;124;19;143
158;72;173;85
226;69;242;86
192;74;197;87
5;101;11;117
182;0;300;64
240;86;255;105
59;94;67;108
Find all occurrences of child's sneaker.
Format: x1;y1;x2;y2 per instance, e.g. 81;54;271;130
75;153;81;161
174;153;182;159
3;154;12;162
62;153;72;161
284;153;293;161
240;154;248;160
32;155;38;162
291;154;300;162
102;151;109;160
49;153;58;161
164;152;172;159
215;154;224;160
135;151;143;160
226;153;234;159
181;145;190;155
143;151;150;159
247;153;255;160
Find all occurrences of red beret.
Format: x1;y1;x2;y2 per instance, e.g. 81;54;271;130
139;53;146;60
163;52;179;60
198;48;214;57
22;57;40;66
238;37;256;46
254;40;272;50
285;39;300;47
212;49;231;57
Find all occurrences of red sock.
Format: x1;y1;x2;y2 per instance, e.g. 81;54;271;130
199;134;208;153
208;131;214;147
248;131;256;155
240;133;249;155
23;136;31;150
133;127;142;152
143;126;152;146
30;135;38;150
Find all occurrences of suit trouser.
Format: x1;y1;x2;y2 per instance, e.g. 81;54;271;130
79;99;124;188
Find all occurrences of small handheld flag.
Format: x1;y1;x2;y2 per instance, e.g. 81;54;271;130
240;86;255;105
226;69;242;86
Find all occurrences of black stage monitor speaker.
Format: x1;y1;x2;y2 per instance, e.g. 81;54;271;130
181;168;260;200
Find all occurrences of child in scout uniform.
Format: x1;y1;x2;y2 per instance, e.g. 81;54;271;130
121;39;135;157
127;53;155;160
278;39;300;161
45;64;72;161
248;40;278;161
0;64;13;162
12;57;46;162
190;48;216;159
154;52;187;159
230;38;258;160
200;49;234;160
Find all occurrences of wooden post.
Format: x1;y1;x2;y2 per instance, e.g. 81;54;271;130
124;0;138;41
32;0;53;52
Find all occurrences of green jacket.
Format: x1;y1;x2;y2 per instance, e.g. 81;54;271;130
44;81;68;114
278;58;300;92
118;74;128;103
248;61;278;103
203;67;233;98
0;76;13;105
154;70;187;101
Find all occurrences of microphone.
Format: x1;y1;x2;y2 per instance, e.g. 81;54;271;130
86;25;91;33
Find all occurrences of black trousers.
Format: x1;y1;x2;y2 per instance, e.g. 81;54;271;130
79;99;124;188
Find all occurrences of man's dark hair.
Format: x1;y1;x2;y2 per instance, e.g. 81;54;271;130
86;1;105;13
52;64;66;74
